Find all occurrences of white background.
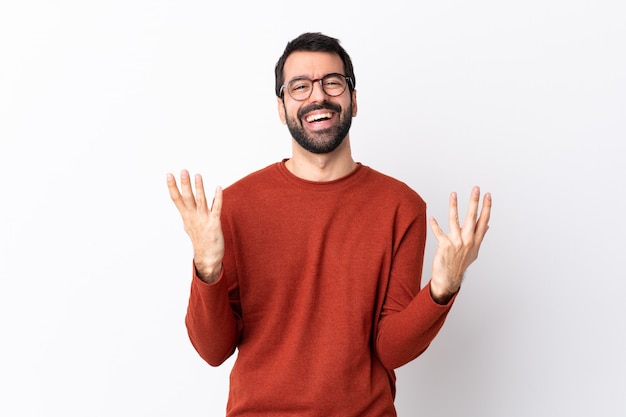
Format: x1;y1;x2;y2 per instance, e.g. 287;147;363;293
1;1;625;416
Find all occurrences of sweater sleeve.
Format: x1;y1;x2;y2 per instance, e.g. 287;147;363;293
185;263;242;367
375;204;457;370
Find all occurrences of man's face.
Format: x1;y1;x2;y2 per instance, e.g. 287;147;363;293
278;51;358;154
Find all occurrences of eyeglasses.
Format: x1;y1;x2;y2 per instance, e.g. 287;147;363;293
280;73;353;101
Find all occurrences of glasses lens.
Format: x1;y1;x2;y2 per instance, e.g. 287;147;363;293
321;75;347;96
288;78;313;100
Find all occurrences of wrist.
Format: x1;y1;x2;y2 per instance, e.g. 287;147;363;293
194;260;222;284
429;280;457;305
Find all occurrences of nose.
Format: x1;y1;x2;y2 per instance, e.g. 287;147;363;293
308;79;328;102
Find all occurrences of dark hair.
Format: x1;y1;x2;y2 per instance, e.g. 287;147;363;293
274;32;356;98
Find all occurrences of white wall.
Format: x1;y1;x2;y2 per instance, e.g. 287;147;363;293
1;1;624;416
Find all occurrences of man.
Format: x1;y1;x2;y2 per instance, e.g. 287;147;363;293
167;32;491;417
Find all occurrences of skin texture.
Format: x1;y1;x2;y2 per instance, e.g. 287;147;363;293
166;50;492;302
166;171;224;283
429;187;491;304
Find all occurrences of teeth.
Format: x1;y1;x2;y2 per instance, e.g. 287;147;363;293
306;112;332;122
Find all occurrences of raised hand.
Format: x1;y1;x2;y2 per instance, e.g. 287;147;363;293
167;170;224;283
429;186;492;304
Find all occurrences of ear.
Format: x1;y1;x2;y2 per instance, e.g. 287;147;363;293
277;97;287;124
351;89;358;117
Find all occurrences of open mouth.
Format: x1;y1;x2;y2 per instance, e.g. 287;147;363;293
305;112;333;123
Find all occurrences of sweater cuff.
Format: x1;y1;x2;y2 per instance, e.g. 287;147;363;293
192;260;226;288
426;279;459;307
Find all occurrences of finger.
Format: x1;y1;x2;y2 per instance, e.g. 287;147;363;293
448;192;461;236
474;192;492;242
179;169;197;208
194;174;208;210
166;172;185;209
461;186;480;233
429;216;446;241
211;186;223;217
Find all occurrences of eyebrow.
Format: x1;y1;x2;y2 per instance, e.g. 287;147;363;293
287;72;344;82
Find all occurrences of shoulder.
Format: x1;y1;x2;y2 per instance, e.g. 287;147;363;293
361;166;426;211
223;163;280;195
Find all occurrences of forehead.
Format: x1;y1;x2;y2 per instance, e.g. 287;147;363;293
283;51;345;80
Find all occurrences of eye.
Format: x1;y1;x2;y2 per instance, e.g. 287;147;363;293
289;79;311;92
323;75;346;89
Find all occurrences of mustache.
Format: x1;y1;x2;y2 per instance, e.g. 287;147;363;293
297;101;342;119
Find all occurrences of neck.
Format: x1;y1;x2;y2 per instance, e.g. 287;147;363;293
285;137;356;182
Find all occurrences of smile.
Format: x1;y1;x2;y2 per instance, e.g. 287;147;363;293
305;112;333;123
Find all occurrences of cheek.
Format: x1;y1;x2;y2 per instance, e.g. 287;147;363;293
284;104;300;122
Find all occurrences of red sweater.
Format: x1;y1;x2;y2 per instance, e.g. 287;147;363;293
186;161;455;416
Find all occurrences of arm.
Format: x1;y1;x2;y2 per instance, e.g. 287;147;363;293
185;265;242;366
167;170;240;365
375;187;492;369
375;207;453;370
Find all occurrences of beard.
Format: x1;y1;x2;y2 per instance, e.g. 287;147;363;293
285;100;353;154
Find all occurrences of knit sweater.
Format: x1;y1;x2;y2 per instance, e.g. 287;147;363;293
186;161;455;416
